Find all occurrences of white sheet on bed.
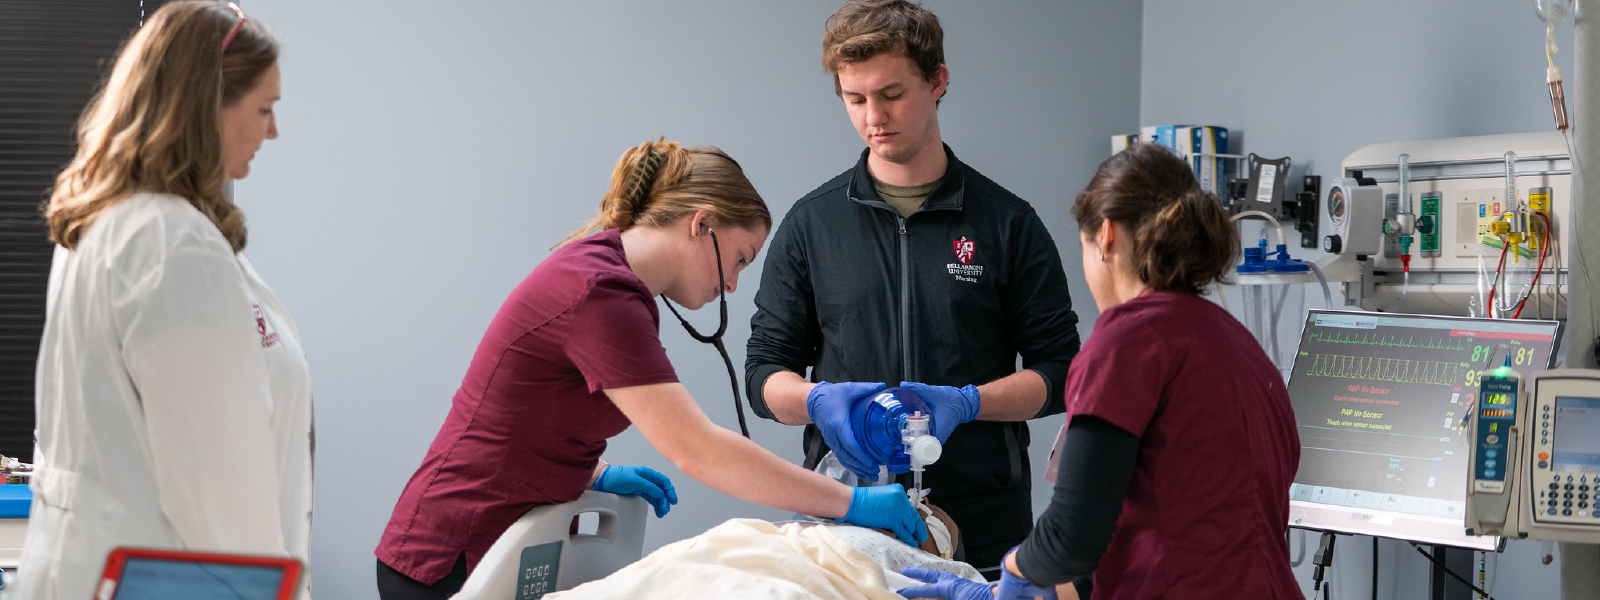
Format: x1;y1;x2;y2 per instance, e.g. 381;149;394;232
544;518;982;600
822;523;982;588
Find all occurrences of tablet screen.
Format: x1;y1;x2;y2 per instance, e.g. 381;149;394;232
113;557;287;600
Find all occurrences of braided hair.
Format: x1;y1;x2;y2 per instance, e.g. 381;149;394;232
559;138;771;247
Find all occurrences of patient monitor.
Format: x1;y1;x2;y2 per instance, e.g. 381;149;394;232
1285;310;1561;549
1466;369;1600;544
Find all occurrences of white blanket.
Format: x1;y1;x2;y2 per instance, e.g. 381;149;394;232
545;519;981;600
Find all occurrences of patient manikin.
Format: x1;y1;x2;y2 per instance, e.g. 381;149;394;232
813;450;957;561
813;503;979;589
542;452;981;600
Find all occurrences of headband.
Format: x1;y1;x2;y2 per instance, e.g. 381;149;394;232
221;2;249;52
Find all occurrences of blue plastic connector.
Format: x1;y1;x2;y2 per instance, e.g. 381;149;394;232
1237;240;1309;274
1237;241;1269;273
1267;243;1310;273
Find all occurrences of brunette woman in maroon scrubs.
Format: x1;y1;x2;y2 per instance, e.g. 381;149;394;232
901;143;1303;600
375;140;926;600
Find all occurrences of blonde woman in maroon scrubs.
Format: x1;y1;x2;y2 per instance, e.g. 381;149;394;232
375;140;927;600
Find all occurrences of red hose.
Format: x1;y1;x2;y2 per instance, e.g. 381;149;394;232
1511;212;1552;319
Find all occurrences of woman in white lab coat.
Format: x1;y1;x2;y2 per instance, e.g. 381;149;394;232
15;3;311;599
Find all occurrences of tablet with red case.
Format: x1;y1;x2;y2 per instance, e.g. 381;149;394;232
95;547;302;600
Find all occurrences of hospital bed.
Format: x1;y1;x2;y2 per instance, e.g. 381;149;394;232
451;491;648;600
453;489;979;600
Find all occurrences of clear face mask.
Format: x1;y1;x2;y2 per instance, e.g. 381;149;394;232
660;228;751;438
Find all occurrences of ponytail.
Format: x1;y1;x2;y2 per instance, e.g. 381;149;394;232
558;138;770;248
1073;143;1239;294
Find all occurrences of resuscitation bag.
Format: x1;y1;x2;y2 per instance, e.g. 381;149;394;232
850;387;937;475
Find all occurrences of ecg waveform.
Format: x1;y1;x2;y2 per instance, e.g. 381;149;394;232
1307;331;1466;351
1303;354;1464;386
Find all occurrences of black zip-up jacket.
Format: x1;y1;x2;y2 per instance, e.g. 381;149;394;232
744;145;1081;571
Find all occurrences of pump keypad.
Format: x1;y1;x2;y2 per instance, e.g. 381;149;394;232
1527;378;1600;528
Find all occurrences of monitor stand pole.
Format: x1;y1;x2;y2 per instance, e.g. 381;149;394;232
1428;545;1475;600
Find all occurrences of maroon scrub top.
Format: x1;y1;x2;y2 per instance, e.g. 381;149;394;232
1066;291;1302;599
376;229;678;584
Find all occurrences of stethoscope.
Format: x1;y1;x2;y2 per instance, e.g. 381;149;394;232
660;227;751;438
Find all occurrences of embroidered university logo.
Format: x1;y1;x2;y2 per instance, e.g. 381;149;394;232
253;304;280;348
946;236;984;283
952;236;975;265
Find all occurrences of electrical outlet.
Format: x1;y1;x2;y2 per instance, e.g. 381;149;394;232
1453;188;1502;258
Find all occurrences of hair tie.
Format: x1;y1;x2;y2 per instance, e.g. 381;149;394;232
624;148;667;210
1158;196;1187;223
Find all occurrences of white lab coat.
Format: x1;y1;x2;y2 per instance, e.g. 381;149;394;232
13;193;314;600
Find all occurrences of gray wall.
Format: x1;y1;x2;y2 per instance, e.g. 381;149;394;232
238;1;1141;598
1141;0;1576;597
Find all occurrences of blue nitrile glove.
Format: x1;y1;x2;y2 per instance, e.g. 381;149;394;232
897;382;981;444
896;567;994;600
591;465;678;518
842;484;927;546
807;381;888;480
994;547;1059;599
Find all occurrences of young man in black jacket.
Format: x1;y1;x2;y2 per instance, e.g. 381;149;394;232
743;0;1082;579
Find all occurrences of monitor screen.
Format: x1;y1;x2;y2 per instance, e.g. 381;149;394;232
1285;311;1561;549
113;557;288;600
1553;396;1600;473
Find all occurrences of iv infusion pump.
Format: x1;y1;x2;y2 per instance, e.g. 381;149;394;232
1466;369;1600;543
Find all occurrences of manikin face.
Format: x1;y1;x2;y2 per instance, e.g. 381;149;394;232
666;220;769;310
220;62;280;180
836;53;948;167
